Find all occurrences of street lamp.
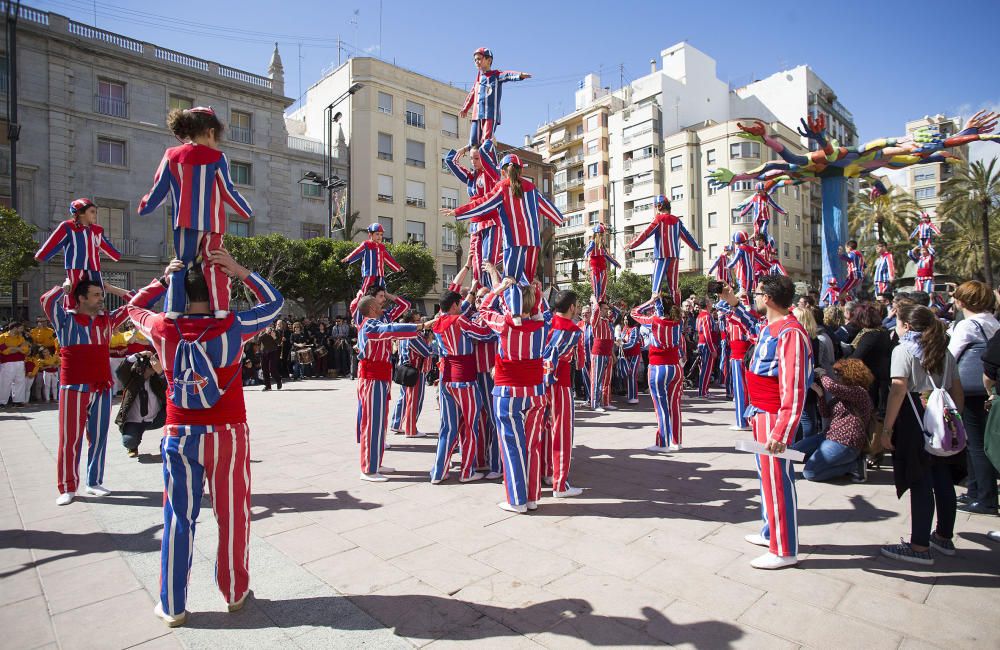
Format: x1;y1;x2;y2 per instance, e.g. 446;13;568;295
324;82;363;237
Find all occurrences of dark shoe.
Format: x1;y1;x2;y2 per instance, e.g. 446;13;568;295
126;448;138;458
850;456;867;483
262;386;271;391
881;540;934;566
957;501;999;516
276;383;283;390
957;493;972;505
929;532;956;556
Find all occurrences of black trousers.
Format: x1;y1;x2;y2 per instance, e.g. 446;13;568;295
262;350;282;389
963;395;997;508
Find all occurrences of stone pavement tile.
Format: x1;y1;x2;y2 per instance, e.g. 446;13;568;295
634;559;765;621
41;555;143;614
741;591;900;649
0;531;35;573
394;543;498;594
423;615;542;649
546;535;660;580
657;599;797;649
897;638;948;650
716;553;853;610
304;502;390;534
125;633;183;649
414;517;510;556
837;585;1000;647
484;514;580;552
431;494;530;528
251;509;317;538
252;523;355;565
390;481;470;507
553;513;658;546
629;531;742;572
0;595;56;649
52;589;168;650
453;573;590;637
797;552;935;604
293;625;410;650
543;566;676;632
347;576;483;648
925;578;1000;620
531;613;663;648
305;547;410;596
471;540;579;588
0;562;43;607
372;498;454;531
341;519;434;560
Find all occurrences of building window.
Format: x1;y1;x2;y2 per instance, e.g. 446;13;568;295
914;170;936;182
230;110;253;144
168;95;192;112
377;174;393;202
587;162;599;178
405;100;425;128
782;215;789;227
707;182;718;196
708;243;717;259
96;79;127;118
97;137;127;166
405;180;426;208
733;180;753;191
378;217;394;242
229;218;250;238
378;132;393;161
406;220;425;243
708;211;718;228
301;223;324;239
730;142;760;159
442;264;457;288
586;114;599;131
732;207;751;225
405;139;425;167
441;112;459;138
230;161;252;186
301;177;322;198
97;205;125;242
783;242;790;257
706;149;716;165
441;187;459;210
586;139;599;155
543;178;551;193
441;148;451;171
670;155;682;171
795;215;801;231
914;187;936;200
670;185;683;201
378;91;393;114
795;246;801;261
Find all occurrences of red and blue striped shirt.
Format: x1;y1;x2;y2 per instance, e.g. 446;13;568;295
460;69;525;125
628;211;700;259
454;178;563;247
342;241;403;279
35;220;121;271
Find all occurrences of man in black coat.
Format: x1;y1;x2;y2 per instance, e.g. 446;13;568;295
115;351;168;457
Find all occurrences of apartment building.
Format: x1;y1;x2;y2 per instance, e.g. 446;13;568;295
1;4;334;319
903;114;965;217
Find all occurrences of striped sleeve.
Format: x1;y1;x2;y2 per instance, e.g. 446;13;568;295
537;193;564;226
730;303;759;333
499;71;525;82
409;335;433;357
386;296;411;323
216;153;254;219
444;149;472;187
678;220;701;251
772;328;810;443
605;252;621;269
236;273;285;337
99;231;123;262
138;152;174;215
629;219;659;250
342;242;366;265
479;140;500;182
368;322;419;340
40;285;67;332
460;315;494;341
453;182;504;221
35;223;69;262
767;194;787;215
382;246;404;273
109;290;138;329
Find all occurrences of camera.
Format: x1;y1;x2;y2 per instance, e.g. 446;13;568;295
132;354;152;372
707;280;726;294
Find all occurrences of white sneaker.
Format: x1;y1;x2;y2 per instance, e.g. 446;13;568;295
498;501;527;514
627;399;639;404
410;432;427;438
430;477;444;485
728;425;751;431
593;407;607;413
228;590;252;612
750;552;798;570
384;441;392;449
744;533;770;547
668;444;682;451
485;471;502;480
460;472;484;483
360;472;389;482
526;501;538;511
153;602;187;627
378;466;395;474
604;404;618;411
553;486;584;498
84;484;111;497
55;492;74;506
988;531;1000;543
644;445;669;453
542;476;554;487
390;428;403;435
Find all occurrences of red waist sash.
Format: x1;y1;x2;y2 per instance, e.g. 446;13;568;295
746;372;781;413
60;344;112;388
494;357;543;387
648;346;680;365
589;256;607;272
730;339;753;359
1;353;26;362
442;355;477;383
623;345;642;358
591;339;614;356
555;362;572;388
916;268;934;278
359;359;393;381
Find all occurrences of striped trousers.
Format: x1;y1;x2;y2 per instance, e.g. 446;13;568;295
356;378;391;474
469;118;495;148
432;383;481;481
841;275;860;299
697;345;716;397
64;269;103;310
544;385;575;492
651;257;680;301
580;361;591;402
390;373;426;436
169;229;230;315
752;412;798;557
914;277;933;293
474;372;500;473
590;353;612;409
591;267;609;303
56;387;111;494
469;226;502;289
494;394;546;506
502;245;539;287
360;275;384;294
730;359;749;428
874;280;890;297
717;342;730;398
160;423;251;617
620;356;640;401
648;364;683;447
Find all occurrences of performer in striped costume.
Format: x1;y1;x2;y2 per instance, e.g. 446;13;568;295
838;240;865;299
578;305;592;402
389;312;434;437
589;297;621;412
138;107;253;318
723;276;812;570
445;140;502;289
695;302;717;397
35;198;123;309
478;282;548;513
41;278;139;504
349;286;411;327
821;277;841;307
619;314;643;404
908;245;935;293
715;308;731;399
468;288;502;478
754;235;787;277
127;252;283;626
460;47;531;148
631;297;685;451
626;195;701;301
872;241;896;297
448;154;564;309
430;291;495;483
542;289;585;497
736;180;787;241
586;224;621;303
717;300;755;430
708;245;733;284
909;212;941;248
341;224;404;293
727;231;766;299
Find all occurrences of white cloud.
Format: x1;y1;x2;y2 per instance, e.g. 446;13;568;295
873;167;910;191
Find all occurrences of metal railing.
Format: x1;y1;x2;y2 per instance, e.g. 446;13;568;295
377;193;393;202
287;135;324;154
405;158;425;168
218;64;272;89
155;47;210;72
94;95;128;118
405;112;425;128
441;129;458;138
229;126;253;145
68;20;142;52
556;154;584;168
554;177;584;192
405;197;426;208
377;152;393;161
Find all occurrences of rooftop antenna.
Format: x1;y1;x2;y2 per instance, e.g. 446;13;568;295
351;9;359;57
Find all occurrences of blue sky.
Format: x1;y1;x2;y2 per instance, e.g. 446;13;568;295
32;0;1000;147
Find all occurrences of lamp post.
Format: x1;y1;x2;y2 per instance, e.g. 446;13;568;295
323;82;362;237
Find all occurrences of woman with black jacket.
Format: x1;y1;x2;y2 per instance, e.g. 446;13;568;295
845;302;891;414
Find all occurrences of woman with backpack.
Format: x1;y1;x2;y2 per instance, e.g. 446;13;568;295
880;303;966;565
948;281;999;515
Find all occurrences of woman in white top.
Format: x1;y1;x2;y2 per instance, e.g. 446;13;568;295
948;281;1000;515
880;303;965;565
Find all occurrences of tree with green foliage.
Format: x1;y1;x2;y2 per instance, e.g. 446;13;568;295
555;236;586;283
847;180;919;277
334;210;367;241
938;158;1000;285
383;242;437;302
678;272;710;301
569;281;592;305
280;238;351;317
607;271;652;306
0;206;38;286
223;233;298;283
442;221;469;271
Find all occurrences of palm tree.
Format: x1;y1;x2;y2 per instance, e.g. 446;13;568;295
539;228;556;283
555;236;586;283
335;210;366;241
938;205;1000;280
442;221;469;271
848;180;920;269
938;158;1000;286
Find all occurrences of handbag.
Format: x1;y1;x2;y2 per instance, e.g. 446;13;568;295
984;389;1000;472
393;362;419;387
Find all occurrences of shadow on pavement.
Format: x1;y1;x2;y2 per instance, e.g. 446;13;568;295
0;525;162;577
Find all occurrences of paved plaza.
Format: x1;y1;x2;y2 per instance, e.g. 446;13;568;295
2;379;1000;649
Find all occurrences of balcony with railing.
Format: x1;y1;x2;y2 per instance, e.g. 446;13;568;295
406;197;426;208
405;158;425;168
554;177;584;192
287;135;324;154
229;126;253;145
555;154;585;169
405;111;425;128
548;132;584;152
94;95;128;118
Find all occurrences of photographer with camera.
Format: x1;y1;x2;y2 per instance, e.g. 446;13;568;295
115;350;167;457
